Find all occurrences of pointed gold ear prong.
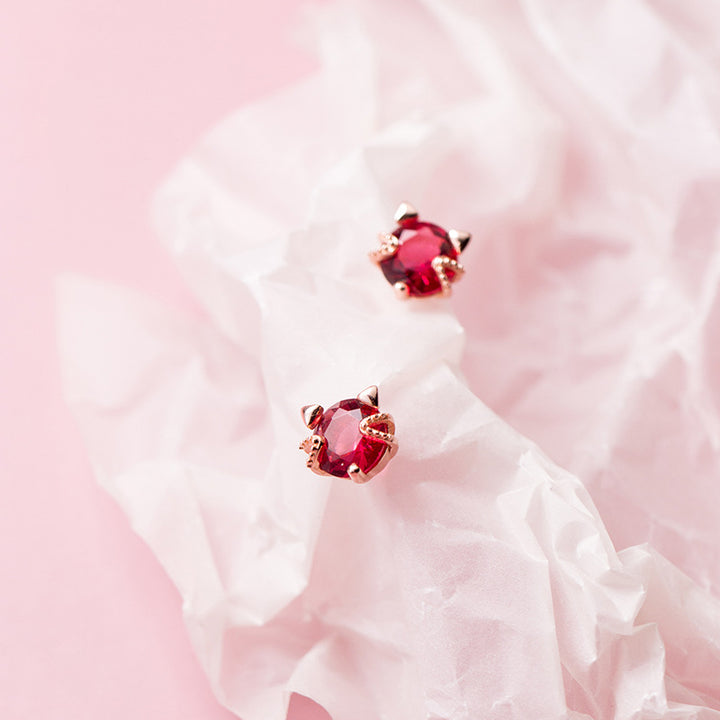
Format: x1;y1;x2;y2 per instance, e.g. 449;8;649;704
301;404;324;429
347;463;369;484
394;201;418;223
394;281;410;300
448;229;471;254
357;385;379;407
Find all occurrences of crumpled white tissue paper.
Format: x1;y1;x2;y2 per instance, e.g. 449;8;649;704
58;1;720;718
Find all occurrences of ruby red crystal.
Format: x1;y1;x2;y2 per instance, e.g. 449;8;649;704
380;218;458;297
315;398;388;478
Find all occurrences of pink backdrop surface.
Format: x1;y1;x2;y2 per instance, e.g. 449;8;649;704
0;2;324;717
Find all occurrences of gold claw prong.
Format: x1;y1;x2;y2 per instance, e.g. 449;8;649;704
301;434;326;474
448;229;471;254
359;412;396;446
301;404;324;429
357;385;379;407
347;463;369;484
394;281;410;300
394;201;418;224
369;232;399;264
431;255;465;296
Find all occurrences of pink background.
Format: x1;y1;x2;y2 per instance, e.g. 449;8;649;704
0;2;327;717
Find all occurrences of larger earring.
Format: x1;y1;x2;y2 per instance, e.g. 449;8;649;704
299;385;398;484
370;202;471;299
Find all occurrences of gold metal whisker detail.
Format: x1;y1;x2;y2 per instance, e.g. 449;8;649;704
369;232;399;264
359;413;396;446
431;255;465;297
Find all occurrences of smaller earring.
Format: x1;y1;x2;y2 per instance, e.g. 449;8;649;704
299;385;398;483
370;202;471;299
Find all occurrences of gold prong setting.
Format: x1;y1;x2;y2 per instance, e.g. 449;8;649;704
448;228;471;254
301;404;324;429
359;412;396;446
347;463;369;484
356;384;379;407
373;202;471;298
299;433;326;475
431;255;465;297
299;388;397;483
394;201;419;224
394;281;410;300
369;232;399;264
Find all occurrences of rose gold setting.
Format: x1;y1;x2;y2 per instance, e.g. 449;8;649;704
394;281;410;300
347;463;369;484
431;255;465;297
369;232;399;264
358;413;398;479
301;404;324;429
299;433;326;475
356;384;379;407
359;412;396;445
373;202;472;298
299;385;398;483
448;228;471;254
394;201;419;223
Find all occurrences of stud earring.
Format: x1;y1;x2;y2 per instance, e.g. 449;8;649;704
299;385;398;483
370;202;471;299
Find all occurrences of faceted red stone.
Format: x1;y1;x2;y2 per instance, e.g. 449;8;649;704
380;218;458;297
315;398;389;478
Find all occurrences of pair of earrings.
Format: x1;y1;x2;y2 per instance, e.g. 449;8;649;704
299;202;472;484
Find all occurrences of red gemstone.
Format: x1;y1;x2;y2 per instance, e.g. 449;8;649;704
380;218;458;297
315;399;388;478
